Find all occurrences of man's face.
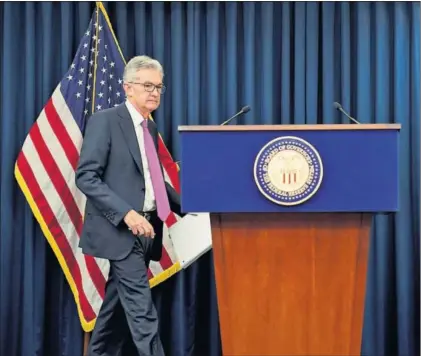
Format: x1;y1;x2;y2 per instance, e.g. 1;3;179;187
123;68;164;116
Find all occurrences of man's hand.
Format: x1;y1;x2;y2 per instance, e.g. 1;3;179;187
123;210;155;238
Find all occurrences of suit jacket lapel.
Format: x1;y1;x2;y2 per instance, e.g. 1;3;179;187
117;104;144;176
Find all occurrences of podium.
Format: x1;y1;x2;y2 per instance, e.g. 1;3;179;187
178;124;400;356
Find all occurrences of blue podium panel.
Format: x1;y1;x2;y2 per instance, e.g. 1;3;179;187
178;125;400;213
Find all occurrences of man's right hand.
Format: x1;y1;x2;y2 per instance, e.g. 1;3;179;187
123;210;155;238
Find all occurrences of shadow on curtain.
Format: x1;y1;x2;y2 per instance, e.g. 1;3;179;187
0;2;419;356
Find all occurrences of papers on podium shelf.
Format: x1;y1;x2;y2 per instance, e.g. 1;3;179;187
168;213;213;269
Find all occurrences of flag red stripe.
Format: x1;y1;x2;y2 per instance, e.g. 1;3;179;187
16;152;97;321
84;256;106;299
159;252;173;270
158;139;180;192
159;242;174;270
28;123;106;297
165;212;178;228
44;98;81;170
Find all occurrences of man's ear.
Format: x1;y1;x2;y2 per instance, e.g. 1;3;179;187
122;83;131;97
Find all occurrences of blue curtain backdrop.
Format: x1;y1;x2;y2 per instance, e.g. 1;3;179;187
0;2;419;356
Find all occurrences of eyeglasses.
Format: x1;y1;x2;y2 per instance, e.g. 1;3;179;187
128;81;166;94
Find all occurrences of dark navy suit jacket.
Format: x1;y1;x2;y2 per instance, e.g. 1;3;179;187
75;104;182;261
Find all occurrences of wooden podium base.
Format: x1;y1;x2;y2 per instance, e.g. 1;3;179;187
210;213;371;356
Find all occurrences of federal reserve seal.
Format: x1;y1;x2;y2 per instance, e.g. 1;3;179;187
253;136;323;206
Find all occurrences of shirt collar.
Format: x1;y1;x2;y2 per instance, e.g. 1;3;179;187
125;99;145;126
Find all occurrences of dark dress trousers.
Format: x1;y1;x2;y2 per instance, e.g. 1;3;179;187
75;103;183;356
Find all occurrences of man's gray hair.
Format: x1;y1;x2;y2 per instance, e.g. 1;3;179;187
123;55;164;83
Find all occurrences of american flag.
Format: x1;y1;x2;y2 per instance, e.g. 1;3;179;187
14;4;182;332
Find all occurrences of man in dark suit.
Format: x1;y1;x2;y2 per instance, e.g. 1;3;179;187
75;55;182;356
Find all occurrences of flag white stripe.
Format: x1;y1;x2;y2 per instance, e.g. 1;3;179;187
149;260;164;276
52;85;84;152
162;229;178;262
163;168;172;186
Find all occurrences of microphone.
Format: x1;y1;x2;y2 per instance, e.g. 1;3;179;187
333;102;360;124
220;105;251;126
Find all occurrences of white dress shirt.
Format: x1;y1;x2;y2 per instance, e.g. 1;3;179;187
125;100;156;212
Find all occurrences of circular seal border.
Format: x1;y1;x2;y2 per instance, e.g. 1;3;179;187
253;136;324;206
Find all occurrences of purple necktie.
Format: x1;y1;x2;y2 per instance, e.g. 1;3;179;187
141;119;171;221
